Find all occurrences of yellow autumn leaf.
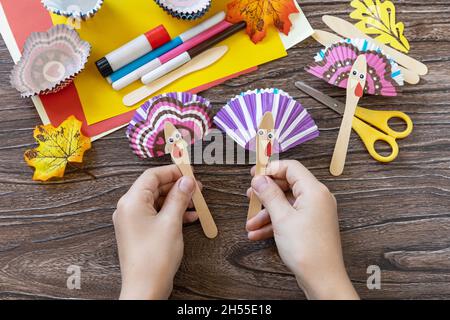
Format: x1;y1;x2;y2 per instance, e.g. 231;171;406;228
24;116;91;182
350;0;410;53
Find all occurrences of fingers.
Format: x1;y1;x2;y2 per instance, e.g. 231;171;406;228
159;176;196;223
183;211;199;224
131;165;182;194
248;224;274;241
246;209;271;231
251;176;292;222
121;165;182;213
247;187;296;207
265;161;320;198
157;181;203;210
159;181;203;197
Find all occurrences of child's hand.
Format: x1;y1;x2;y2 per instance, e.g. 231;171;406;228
113;165;199;300
246;160;359;300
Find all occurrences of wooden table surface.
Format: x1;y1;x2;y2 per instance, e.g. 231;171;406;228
1;0;450;300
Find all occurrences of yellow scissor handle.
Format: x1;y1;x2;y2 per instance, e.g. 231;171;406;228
352;117;399;163
354;107;413;139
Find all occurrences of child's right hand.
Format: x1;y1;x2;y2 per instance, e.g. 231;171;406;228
246;160;359;300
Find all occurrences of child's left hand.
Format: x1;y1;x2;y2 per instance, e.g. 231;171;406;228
113;165;199;300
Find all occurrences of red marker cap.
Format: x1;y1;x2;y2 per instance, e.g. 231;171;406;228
145;25;171;50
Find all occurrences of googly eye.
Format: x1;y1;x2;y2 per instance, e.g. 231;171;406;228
258;129;265;136
175;133;181;139
359;74;365;80
268;132;274;140
168;137;174;144
352;70;358;76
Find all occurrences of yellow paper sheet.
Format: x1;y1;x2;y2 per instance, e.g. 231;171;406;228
50;0;287;125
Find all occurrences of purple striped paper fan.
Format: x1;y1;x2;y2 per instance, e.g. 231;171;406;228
126;92;213;159
214;89;319;154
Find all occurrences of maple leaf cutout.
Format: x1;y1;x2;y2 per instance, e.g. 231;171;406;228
24;116;92;181
226;0;299;43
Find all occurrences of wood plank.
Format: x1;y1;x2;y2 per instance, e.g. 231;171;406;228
0;0;449;299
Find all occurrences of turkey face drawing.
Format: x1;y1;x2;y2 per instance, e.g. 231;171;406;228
348;54;368;98
257;112;275;167
164;122;189;164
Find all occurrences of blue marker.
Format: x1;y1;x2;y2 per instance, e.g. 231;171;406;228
109;11;226;90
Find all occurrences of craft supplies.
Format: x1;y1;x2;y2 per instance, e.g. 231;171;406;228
214;89;319;219
51;0;288;125
95;25;171;77
154;0;212;20
124;46;228;106
126;92;217;238
10;24;91;97
133;19;233;84
312;30;420;85
3;0;299;133
142;21;246;85
322;15;428;76
295;81;413;163
41;0;104;20
134;19;233;85
330;55;367;176
108;11;226;86
306;41;399;96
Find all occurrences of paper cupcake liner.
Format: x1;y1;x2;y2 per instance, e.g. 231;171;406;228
314;38;404;86
41;0;104;20
214;88;319;153
154;0;211;20
10;24;91;98
127;92;213;159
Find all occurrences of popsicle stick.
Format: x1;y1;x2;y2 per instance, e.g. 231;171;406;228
247;162;264;221
247;113;275;220
322;15;428;76
313;30;420;85
123;46;228;107
164;123;218;239
177;163;218;239
330;55;367;176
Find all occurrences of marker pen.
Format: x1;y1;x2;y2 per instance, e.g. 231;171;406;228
109;11;226;89
141;21;246;85
96;25;171;77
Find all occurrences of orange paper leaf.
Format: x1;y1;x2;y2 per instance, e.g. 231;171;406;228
226;0;299;43
24;116;92;182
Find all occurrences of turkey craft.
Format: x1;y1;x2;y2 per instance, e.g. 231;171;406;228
214;89;319;219
126;92;218;239
306;38;403;96
330;55;367;176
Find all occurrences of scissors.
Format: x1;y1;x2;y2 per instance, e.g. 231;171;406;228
295;81;413;163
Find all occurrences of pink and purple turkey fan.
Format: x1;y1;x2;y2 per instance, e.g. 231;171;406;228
127;92;213;159
306;40;403;96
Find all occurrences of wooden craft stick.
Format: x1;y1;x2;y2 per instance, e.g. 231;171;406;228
322;15;428;76
164;122;218;239
330;55;367;176
247;112;275;220
313;30;420;85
